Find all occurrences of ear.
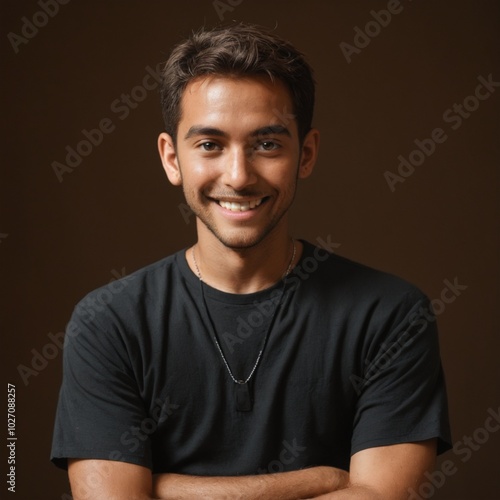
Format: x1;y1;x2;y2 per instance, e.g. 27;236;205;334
298;128;320;179
158;132;182;186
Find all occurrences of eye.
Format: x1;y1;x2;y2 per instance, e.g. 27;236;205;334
257;141;280;151
199;142;220;152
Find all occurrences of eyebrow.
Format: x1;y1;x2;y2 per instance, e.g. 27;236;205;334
184;124;291;140
184;126;226;140
251;125;291;138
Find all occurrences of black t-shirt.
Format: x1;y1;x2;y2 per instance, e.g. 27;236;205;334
51;241;451;474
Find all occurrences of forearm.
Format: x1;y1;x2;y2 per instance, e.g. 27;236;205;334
309;440;439;500
311;485;383;499
153;466;349;500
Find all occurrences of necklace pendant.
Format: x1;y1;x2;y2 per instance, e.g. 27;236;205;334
235;381;253;412
194;242;294;414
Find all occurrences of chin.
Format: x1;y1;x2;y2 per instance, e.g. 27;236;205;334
207;225;275;250
214;233;264;250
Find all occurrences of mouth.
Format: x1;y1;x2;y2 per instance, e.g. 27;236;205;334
215;197;267;212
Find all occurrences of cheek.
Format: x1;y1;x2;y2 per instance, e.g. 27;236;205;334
178;154;211;184
182;151;219;178
268;161;299;188
180;168;216;201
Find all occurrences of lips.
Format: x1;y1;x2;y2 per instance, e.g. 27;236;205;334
217;198;264;212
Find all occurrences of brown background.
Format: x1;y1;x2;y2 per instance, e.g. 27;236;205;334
1;0;499;498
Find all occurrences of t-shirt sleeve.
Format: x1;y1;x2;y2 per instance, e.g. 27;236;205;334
50;296;152;470
350;292;452;456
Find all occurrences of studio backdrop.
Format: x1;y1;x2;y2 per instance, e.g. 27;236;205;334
2;1;499;499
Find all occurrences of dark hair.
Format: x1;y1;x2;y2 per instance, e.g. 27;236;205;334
160;23;315;143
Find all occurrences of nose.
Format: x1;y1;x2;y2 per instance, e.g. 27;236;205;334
221;146;257;191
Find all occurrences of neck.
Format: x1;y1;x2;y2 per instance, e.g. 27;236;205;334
188;229;301;294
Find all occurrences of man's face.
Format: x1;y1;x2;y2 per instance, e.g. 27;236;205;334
159;75;318;250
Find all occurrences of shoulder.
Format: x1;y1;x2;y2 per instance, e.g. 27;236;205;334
295;240;435;350
298;240;428;308
66;250;186;342
80;254;174;306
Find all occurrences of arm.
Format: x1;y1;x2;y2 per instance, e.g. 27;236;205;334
68;459;156;500
152;466;349;500
312;439;437;499
69;458;348;500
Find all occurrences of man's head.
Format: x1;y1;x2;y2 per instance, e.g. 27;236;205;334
159;23;315;145
157;24;319;251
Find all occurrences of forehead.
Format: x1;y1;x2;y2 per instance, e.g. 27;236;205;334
178;75;297;134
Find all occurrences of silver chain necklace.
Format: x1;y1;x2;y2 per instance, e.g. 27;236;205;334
192;240;296;410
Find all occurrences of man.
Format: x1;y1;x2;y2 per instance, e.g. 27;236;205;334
51;23;451;499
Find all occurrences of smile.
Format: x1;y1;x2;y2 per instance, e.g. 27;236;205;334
217;198;264;212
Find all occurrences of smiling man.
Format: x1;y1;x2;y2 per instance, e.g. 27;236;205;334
51;23;451;499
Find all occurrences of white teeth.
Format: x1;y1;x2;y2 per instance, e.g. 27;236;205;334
219;199;263;212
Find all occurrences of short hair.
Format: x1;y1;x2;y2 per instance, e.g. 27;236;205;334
160;23;316;143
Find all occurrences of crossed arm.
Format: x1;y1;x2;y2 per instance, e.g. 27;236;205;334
68;439;436;500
